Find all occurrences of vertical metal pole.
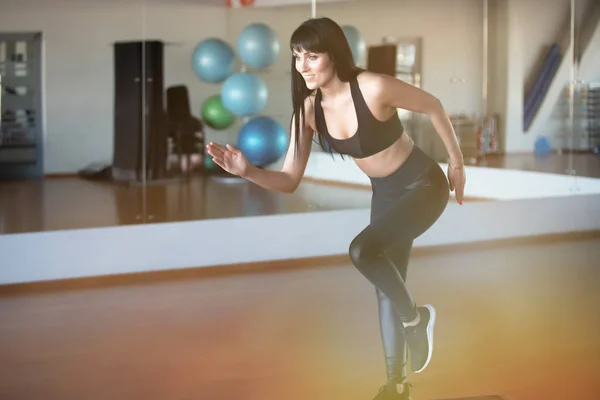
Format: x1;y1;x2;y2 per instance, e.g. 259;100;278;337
312;0;316;18
482;0;488;115
478;0;489;166
141;0;148;220
567;0;576;178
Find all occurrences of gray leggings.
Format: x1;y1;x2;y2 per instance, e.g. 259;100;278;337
349;145;449;384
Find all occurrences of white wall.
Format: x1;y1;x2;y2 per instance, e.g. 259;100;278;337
578;19;600;83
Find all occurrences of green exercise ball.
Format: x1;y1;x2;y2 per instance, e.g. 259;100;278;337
202;95;235;130
204;154;218;170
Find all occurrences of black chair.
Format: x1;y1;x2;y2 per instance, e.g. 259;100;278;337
165;85;205;174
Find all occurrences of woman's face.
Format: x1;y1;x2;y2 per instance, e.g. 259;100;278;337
293;49;335;90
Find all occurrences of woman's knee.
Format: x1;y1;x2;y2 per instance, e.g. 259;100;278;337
349;234;383;267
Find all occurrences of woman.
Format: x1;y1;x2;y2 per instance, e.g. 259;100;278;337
207;17;465;400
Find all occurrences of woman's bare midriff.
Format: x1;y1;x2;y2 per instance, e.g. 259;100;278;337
353;132;415;179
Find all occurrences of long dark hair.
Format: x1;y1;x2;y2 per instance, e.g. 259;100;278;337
289;17;363;158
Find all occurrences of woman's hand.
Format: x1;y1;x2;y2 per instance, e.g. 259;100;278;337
206;142;250;177
447;163;466;205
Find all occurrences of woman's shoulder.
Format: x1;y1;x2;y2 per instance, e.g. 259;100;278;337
356;70;399;106
356;70;388;93
303;92;317;131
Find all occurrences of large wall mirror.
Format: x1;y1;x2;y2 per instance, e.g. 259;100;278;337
1;0;598;271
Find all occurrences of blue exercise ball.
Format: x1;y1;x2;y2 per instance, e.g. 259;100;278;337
237;22;280;69
192;38;236;83
237;116;289;167
534;136;552;157
221;72;268;117
341;25;366;65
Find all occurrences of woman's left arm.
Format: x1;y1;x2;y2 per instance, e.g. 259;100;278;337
372;73;466;204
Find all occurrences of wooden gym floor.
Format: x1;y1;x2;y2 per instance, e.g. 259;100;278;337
0;173;374;234
480;151;600;178
0;233;599;400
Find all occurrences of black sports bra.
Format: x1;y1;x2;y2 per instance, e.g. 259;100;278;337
314;74;404;159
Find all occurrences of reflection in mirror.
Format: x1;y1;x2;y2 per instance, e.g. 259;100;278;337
0;0;146;234
3;0;597;235
517;0;600;184
574;0;600;175
525;0;577;181
561;0;600;190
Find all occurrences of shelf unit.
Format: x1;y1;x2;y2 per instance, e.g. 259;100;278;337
0;32;43;180
573;83;600;152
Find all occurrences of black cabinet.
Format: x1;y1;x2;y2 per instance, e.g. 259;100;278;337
112;40;167;182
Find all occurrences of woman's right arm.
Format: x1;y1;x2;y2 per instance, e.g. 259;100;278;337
242;109;314;194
